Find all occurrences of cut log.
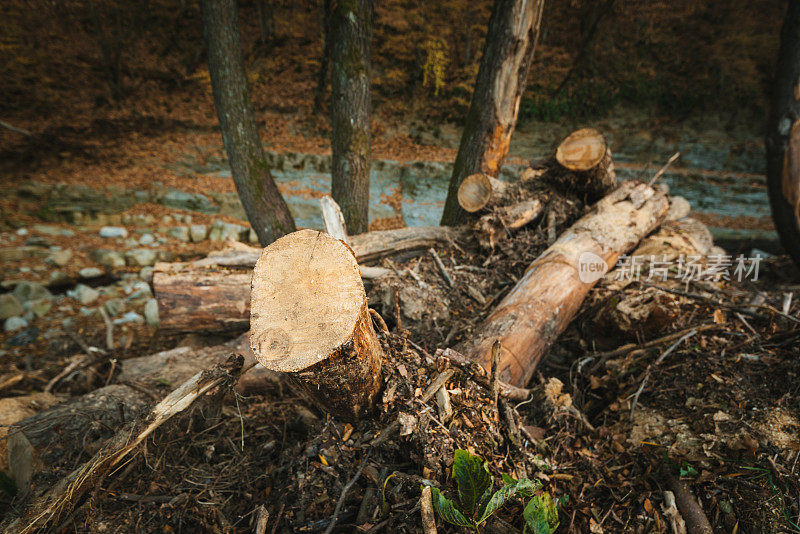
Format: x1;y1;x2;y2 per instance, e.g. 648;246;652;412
457;173;510;212
555;128;617;199
250;229;383;421
154;226;462;334
459;181;670;387
475;197;545;248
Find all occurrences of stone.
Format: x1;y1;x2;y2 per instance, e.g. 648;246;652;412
144;298;159;326
125;248;157;267
33;225;75;237
68;284;100;305
248;229;259;244
79;267;104;279
208;221;247;242
104;298;125;317
6;326;39;346
99;226;128;239
48;271;72;286
4;317;28;332
15;228;28;236
139;266;154;282
113;311;145;325
26;236;51;247
189;224;207;242
168;226;191;242
13;282;52;303
91;249;126;268
160;190;218;213
0;294;24;320
23;299;52;318
139;233;155;246
47;248;73;267
127;281;152;300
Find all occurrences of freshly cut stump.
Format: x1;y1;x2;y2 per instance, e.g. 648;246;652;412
556;128;617;199
250;229;383;421
457;173;509;212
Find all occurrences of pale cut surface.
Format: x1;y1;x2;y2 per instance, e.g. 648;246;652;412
556;128;607;171
250;229;365;372
457;173;508;212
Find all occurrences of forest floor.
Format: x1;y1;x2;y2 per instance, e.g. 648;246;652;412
1;108;799;532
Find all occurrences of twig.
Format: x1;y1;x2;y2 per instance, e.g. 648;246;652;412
630;329;698;420
44;354;90;393
429;248;454;288
436;348;531;401
0;120;32;137
665;472;713;534
490;340;501;413
323;452;370;534
420;369;455;404
98;306;115;351
419;485;437;534
647;152;680;186
270;503;284;534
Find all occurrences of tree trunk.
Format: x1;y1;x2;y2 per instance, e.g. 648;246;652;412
767;0;800;267
250;230;383;421
459;181;669;387
153;227;463;335
555;128;617;200
330;0;372;234
313;0;333;113
200;0;296;246
440;0;545;226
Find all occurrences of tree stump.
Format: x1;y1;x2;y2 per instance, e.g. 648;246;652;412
556;128;617;199
249;229;383;420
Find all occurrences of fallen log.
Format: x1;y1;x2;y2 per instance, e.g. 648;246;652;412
457;173;510;212
3;356;244;534
250;229;383;421
475;197;545;249
555;128;617;199
153;226;462;334
2;334;274;494
458;181;670;386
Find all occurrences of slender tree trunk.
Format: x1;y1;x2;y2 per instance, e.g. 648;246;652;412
767;0;800;266
440;0;545;226
200;0;295;246
313;0;333;113
330;0;372;235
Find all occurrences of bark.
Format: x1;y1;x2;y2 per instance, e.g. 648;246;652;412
440;0;545;226
153;227;463;334
313;0;333;113
459;181;669;387
250;230;383;421
330;0;372;234
475;197;545;249
200;0;296;246
320;194;349;242
767;0;800;267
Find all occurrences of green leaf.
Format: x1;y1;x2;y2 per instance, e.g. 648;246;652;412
523;492;560;534
477;477;541;525
429;486;477;530
452;449;493;518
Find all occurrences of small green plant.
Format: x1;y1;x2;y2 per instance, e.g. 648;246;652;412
423;449;541;531
523;492;561;534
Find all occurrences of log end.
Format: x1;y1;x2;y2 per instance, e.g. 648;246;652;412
457;173;495;212
250;229;365;373
556;128;607;171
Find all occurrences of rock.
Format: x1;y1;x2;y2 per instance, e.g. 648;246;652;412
0;294;24;320
47;248;73;267
13;282;52;303
139;233;155;246
189;224;207;242
26;236;51;247
168;226;191;242
33;225;75;237
160;190;218;213
127;281;152;300
15;228;28;236
113;311;144;325
104;298;125;317
99;226;128;239
249;229;259;244
48;271;72;286
4;317;28;332
125;248;157;267
79;267;104;279
144;298;159;326
91;249;126;268
0;247;48;261
68;284;100;305
23;299;51;318
139;266;154;282
6;326;39;346
208;221;247;242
